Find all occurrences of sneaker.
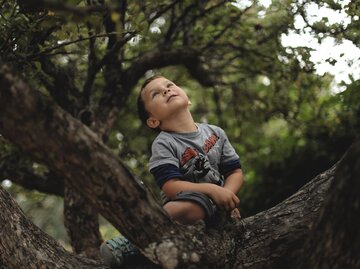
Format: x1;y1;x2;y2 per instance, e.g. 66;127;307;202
100;236;141;267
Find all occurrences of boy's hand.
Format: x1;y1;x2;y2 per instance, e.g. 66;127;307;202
207;184;240;211
162;179;240;211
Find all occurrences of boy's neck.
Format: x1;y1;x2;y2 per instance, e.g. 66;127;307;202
160;109;197;133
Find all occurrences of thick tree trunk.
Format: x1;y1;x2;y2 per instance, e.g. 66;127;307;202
0;62;359;268
226;163;336;268
0;152;341;269
64;186;103;260
38;52;104;259
299;142;360;269
0;61;209;268
0;149;103;258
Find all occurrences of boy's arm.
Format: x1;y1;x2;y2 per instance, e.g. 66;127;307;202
223;168;244;218
223;168;244;194
162;179;240;211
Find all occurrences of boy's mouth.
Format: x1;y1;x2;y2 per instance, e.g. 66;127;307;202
167;94;178;102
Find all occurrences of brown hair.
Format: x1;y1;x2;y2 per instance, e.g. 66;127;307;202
137;75;163;131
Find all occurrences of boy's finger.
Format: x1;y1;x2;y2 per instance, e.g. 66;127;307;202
230;209;237;218
228;201;234;211
235;208;241;219
230;200;237;210
232;195;240;205
226;201;234;211
231;208;241;219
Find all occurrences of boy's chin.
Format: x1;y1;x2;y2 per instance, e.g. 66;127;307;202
168;99;189;109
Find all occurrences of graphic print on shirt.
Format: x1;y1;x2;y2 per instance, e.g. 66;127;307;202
180;133;222;185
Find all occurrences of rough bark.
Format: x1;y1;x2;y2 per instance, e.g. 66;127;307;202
232;164;335;268
0;162;336;269
39;55;104;258
37;43;106;256
0;61;211;268
0;185;107;269
0;147;103;258
1;56;104;257
64;186;103;260
299;142;360;269
0;62;358;268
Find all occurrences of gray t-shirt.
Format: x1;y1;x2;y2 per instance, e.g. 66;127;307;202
149;123;240;187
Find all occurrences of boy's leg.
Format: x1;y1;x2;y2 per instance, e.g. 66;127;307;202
100;192;216;266
164;200;205;224
163;191;217;224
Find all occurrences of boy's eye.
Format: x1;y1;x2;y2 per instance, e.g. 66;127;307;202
167;83;174;87
152;92;159;98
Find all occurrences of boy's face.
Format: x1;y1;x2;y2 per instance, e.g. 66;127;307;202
141;77;191;129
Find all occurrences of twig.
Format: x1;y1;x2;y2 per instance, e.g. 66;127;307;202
0;0;6;8
38;50;83;57
81;31;136;105
23;0;108;16
29;32;129;60
147;0;181;24
164;2;197;44
83;26;98;106
201;5;253;51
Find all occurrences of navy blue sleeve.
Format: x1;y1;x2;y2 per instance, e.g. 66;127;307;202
150;164;184;189
219;159;241;177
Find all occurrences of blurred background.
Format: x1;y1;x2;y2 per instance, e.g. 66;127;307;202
1;0;359;250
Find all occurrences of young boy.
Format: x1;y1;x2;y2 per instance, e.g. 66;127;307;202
100;75;244;266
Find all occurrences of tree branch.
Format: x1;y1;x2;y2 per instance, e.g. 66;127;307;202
0;62;219;267
92;46;214;140
0;147;64;195
163;2;198;45
89;32;136;140
231;163;336;267
82;24;99;107
29;32;124;60
124;47;215;90
299;142;360;269
146;0;181;25
39;57;79;111
201;6;250;52
64;186;103;260
17;0;108;16
2;169;64;196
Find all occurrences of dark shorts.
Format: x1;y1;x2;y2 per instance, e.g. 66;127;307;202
163;191;217;219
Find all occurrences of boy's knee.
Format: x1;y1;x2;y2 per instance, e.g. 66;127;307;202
164;201;205;224
164;191;217;224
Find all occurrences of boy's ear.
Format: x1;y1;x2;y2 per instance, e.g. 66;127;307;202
188;99;192;105
146;117;160;129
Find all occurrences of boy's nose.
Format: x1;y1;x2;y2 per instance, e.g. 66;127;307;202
162;89;171;95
